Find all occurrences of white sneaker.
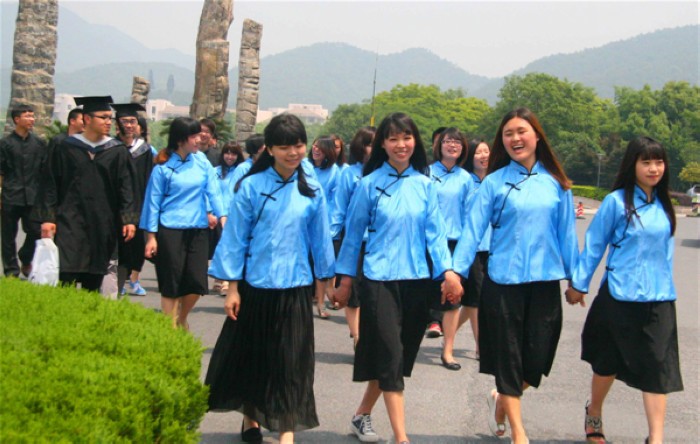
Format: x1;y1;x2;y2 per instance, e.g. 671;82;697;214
350;414;379;442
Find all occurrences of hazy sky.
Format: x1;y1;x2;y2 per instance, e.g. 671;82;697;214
60;0;698;78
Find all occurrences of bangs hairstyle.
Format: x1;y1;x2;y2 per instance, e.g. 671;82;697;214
11;104;33;120
434;127;468;167
348;126;376;164
465;138;489;174
156;117;201;164
219;141;244;177
330;134;347;166
308;136;337;169
236;113;316;198
363;112;429;177
612;136;675;235
244;133;265;156
264;113;307;147
489;107;571;190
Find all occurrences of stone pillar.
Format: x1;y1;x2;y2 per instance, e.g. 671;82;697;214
4;0;58;137
131;76;150;107
190;0;234;120
235;19;263;145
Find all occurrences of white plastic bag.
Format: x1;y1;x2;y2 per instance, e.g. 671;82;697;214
28;238;60;286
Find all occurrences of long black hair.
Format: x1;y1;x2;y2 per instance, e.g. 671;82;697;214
155;117;201;165
308;136;337;169
363;113;429;177
348;126;376;165
612;136;676;235
489;108;571;190
464;138;489;174
219;142;244;178
235;113;316;197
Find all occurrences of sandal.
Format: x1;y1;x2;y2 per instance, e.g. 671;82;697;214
585;401;606;443
317;305;330;319
487;389;506;437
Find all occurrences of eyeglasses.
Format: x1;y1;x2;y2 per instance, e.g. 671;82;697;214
442;139;461;146
91;114;113;121
119;118;138;125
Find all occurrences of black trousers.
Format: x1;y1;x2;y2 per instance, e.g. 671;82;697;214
1;203;40;276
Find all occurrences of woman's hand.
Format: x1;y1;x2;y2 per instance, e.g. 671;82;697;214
332;276;352;308
224;281;241;320
144;233;158;258
441;271;464;304
565;287;586;307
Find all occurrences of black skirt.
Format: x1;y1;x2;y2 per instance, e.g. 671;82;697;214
353;279;431;391
478;276;562;396
461;251;488;308
118;228;147;272
581;281;683;394
205;282;318;432
154;227;208;298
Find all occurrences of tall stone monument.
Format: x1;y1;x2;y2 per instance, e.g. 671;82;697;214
235;19;263;145
131;76;150;107
190;0;234;120
4;0;58;136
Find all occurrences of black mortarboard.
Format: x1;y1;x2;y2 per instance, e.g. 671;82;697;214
74;96;114;113
111;103;146;118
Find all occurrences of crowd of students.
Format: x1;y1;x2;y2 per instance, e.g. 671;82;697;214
0;101;683;444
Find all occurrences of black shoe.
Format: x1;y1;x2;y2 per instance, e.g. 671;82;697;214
241;420;262;443
441;355;461;371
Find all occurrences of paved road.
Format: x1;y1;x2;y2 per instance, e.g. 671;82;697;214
6;215;698;443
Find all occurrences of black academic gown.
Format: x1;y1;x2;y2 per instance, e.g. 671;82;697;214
33;136;137;275
117;139;154;270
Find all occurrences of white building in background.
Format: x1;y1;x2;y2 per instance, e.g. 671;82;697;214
52;93;80;124
145;99;189;121
256;103;329;124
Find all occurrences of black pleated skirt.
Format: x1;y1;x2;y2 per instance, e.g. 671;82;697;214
205;281;318;432
581;281;683;394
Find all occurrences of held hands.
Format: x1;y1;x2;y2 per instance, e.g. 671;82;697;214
144;236;158;259
207;213;217;229
332;276;352;308
564;286;586;307
123;224;136;242
441;271;464;305
224;282;240;320
41;222;56;239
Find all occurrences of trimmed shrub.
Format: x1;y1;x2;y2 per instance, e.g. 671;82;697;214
571;185;609;201
0;279;208;442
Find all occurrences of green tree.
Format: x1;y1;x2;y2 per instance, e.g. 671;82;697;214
679;162;700;184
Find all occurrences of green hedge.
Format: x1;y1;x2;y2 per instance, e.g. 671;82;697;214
0;279;208;442
571;185;609;201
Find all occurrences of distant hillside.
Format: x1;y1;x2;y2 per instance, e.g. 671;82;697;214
474;25;699;102
2;1;697;113
239;43;492;110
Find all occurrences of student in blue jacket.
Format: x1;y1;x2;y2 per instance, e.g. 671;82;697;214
141;117;227;329
565;137;682;444
335;113;458;444
309;136;340;318
206;114;335;444
331;126;375;345
444;108;578;444
229;133;264;188
451;138;492;360
211;141;244;295
428;127;474;371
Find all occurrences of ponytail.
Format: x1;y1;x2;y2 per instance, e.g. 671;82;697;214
155;147;172;165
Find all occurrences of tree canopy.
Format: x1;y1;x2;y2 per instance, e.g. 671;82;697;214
321;75;699;190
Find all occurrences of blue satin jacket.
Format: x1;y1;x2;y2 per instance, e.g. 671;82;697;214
429;162;474;241
453;160;578;284
208;167;335;289
330;163;363;239
336;162;452;281
572;186;676;302
140;151;226;232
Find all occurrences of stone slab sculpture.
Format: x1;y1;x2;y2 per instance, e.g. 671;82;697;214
235;19;263;145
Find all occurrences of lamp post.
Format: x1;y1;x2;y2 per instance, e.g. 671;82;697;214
596;153;604;188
